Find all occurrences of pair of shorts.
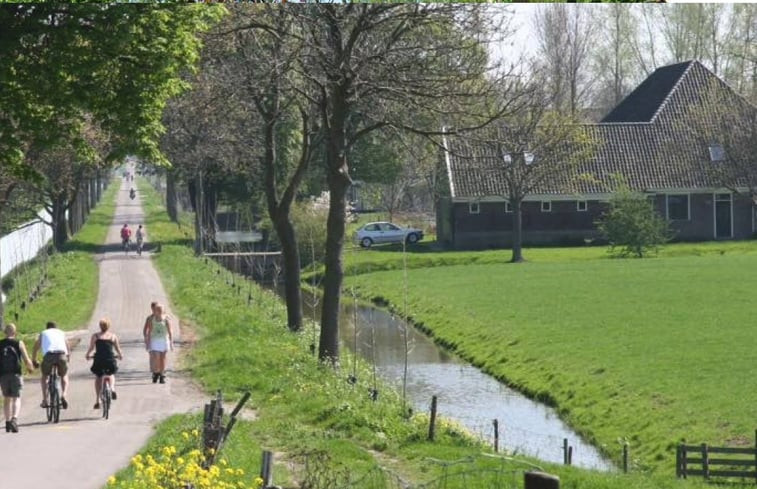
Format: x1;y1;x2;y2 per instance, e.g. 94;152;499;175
0;374;23;398
149;337;168;353
41;352;68;376
91;359;118;377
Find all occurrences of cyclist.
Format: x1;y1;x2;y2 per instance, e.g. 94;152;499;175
129;187;136;200
120;224;132;251
85;318;124;409
31;321;70;410
136;224;144;255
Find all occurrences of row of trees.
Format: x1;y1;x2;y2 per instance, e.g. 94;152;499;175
532;4;756;118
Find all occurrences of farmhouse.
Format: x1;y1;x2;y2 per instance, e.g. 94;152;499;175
436;60;757;249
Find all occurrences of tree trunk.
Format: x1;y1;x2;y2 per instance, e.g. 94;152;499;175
273;217;303;332
166;170;178;222
52;194;69;250
320;174;349;364
96;170;102;202
511;198;524;263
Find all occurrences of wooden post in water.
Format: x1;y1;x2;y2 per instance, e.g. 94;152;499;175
493;419;499;453
428;395;438;441
623;443;629;473
563;438;568;465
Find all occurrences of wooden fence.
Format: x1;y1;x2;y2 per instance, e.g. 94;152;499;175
677;432;757;481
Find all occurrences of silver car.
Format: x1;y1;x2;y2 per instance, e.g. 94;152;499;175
354;221;424;248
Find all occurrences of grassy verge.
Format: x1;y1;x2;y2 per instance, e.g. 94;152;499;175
343;251;757;474
2;180;119;339
132;178;712;489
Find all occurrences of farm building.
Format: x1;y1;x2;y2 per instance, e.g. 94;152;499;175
436;60;757;249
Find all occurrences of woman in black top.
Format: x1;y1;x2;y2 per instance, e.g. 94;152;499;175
85;318;124;409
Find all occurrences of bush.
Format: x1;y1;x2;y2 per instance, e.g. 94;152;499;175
596;185;671;258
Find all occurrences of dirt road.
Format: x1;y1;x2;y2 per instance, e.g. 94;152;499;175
0;176;204;488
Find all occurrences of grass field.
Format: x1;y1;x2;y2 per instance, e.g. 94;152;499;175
343;248;757;472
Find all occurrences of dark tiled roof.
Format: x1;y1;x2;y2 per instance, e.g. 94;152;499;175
444;60;753;199
601;61;692;123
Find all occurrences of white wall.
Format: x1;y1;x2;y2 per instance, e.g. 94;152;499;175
1;210;54;303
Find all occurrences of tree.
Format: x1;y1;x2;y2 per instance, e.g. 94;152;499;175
597;183;671;258
533;5;595;118
292;4;518;363
591;4;637;116
465;84;596;263
0;4;222;179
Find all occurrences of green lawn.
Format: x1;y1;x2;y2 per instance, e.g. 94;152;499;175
344;251;757;472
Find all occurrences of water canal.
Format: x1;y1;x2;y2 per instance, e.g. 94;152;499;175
315;298;614;471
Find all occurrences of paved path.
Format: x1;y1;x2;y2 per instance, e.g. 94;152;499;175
1;175;204;489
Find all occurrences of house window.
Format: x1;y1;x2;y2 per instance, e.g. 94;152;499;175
708;144;725;163
666;194;689;220
577;200;588;212
541;201;552;213
469;202;480;215
505;201;513;213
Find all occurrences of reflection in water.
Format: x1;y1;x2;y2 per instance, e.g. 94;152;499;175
338;304;613;471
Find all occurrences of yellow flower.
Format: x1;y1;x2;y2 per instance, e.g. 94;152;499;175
107;475;117;485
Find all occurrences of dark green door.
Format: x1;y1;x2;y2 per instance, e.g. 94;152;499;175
715;194;732;239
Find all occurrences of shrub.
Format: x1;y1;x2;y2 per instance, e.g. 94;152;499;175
596;185;671;258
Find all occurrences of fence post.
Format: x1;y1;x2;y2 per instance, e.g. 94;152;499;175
702;443;709;480
428;395;437;441
493;419;499;453
754;430;757;483
682;445;688;479
623;443;629;473
563;438;568;465
567;446;573;466
675;445;681;478
260;450;274;488
524;471;559;489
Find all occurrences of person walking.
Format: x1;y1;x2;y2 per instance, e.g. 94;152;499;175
144;303;173;384
0;324;35;432
85;318;124;409
32;321;71;410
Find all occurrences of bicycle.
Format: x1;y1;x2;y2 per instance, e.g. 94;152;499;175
46;364;62;423
136;237;143;256
122;238;131;255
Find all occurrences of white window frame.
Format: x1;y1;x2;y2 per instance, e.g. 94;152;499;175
665;193;690;221
469;202;480;215
541;201;552;213
505;201;513;213
576;200;588;212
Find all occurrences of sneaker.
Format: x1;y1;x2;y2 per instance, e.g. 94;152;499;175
159;375;166;384
152;373;159;384
111;391;117;401
61;398;68;409
9;418;18;433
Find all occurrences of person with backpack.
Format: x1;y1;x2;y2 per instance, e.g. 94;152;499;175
0;323;35;433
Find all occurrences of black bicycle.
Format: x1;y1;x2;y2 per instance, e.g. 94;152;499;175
46;364;62;423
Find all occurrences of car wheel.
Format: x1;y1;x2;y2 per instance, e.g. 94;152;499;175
406;233;419;244
361;237;373;248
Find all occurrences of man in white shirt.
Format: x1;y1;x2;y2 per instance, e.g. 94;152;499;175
32;322;71;409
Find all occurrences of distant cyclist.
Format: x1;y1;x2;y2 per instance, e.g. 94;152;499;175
129;187;136;200
31;322;70;410
136;225;144;255
85;318;123;409
120;224;132;252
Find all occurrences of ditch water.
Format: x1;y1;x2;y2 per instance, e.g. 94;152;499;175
306;297;615;471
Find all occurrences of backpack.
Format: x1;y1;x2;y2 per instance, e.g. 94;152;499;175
0;342;21;375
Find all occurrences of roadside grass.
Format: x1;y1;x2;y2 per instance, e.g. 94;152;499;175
133;180;717;489
343;253;757;473
2;181;118;339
